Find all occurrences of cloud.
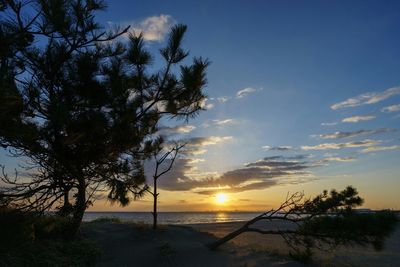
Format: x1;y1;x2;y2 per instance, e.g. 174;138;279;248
151;158;204;191
197;156;316;195
342;115;376;123
321;157;357;162
156;155;316;195
180;148;207;156
187;158;205;164
236;87;262;98
245;158;309;170
263;155;311;160
200;98;214;110
212;119;235;126
360;145;400;153
185;136;233;147
381;104;400;113
205;103;214;109
321;122;338;126
301;139;379;150
316;128;395;139
128;14;175;41
177;136;233;156
217;97;230;103
158;125;196;135
331;86;400;110
262;145;293;151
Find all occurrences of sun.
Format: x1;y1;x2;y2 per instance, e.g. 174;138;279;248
215;193;228;204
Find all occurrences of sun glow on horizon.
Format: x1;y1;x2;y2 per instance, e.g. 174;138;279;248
215;193;228;204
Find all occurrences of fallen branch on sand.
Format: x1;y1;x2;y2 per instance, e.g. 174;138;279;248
207;186;398;262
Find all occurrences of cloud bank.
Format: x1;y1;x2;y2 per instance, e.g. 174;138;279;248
156;155;316;195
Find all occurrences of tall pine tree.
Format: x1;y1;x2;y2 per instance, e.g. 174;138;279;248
0;0;209;236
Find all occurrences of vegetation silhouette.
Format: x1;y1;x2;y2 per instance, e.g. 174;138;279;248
0;206;99;266
207;186;398;262
146;139;185;229
0;0;209;237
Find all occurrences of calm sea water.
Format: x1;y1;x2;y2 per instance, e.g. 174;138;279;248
83;212;261;224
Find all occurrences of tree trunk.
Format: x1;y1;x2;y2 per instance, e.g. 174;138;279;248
207;225;248;250
152;178;158;230
70;179;86;238
58;187;72;217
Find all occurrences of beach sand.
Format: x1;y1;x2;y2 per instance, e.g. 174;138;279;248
191;221;400;267
82;220;400;267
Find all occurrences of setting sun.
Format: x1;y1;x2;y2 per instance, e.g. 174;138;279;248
215;193;228;204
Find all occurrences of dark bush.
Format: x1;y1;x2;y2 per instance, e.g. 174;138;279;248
0;206;99;267
0;206;36;245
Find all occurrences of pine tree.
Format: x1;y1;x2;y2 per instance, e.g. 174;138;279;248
0;0;209;236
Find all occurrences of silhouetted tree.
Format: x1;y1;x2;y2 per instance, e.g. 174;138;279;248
146;138;185;229
0;0;209;236
208;186;398;262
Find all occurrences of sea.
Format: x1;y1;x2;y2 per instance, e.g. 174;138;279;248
83;212;261;225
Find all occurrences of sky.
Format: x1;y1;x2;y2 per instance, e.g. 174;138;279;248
2;0;400;211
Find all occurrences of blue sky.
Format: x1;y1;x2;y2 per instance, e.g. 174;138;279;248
1;0;400;210
106;0;400;209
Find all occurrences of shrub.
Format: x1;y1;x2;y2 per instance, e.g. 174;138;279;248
0;206;100;266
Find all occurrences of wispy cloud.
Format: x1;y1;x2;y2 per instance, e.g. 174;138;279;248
181;148;208;156
127;14;175;41
217;97;230;103
361;145;400;153
342;115;376;123
178;136;233;156
321;122;338;126
212;119;235;126
236;87;262;98
262;145;293;151
381;104;400;113
187;158;205;164
301;139;379;150
158;125;196;135
331;86;400;110
185;136;233;146
315;128;395;139
321;156;357;162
